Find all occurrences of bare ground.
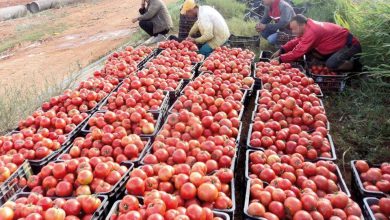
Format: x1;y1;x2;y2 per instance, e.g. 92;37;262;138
0;0;174;91
0;0;31;8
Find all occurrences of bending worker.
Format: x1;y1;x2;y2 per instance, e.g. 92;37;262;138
256;0;295;46
181;0;230;57
272;15;362;71
132;0;173;45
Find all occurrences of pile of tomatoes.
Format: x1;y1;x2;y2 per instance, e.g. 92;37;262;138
0;193;102;220
310;65;337;76
111;194;227;220
256;61;322;96
26;159;129;196
354;160;390;193
126;163;234;211
0;41;376;220
246;179;362;219
100;81;167;112
367;197;390;219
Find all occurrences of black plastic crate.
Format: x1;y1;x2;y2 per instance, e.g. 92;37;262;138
23;161;134;201
310;73;349;93
3;192;109;220
105;199;231;220
244;149;349;196
228;35;260;49
350;160;388;200
246;123;337;161
362;197;381;220
0;161;33;206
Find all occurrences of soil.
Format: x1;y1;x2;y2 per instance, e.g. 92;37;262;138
0;0;31;8
0;0;175;90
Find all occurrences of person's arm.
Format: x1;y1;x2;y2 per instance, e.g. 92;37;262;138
280;34;315;62
281;37;300;53
138;0;162;20
189;21;199;37
264;3;294;32
260;7;271;24
194;19;214;44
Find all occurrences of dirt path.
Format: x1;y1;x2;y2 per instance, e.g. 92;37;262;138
0;0;175;90
0;0;31;7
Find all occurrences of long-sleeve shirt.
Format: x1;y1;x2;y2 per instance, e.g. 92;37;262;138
189;6;230;49
280;19;359;62
260;0;295;33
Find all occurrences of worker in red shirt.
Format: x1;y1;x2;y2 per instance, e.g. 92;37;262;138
272;15;362;71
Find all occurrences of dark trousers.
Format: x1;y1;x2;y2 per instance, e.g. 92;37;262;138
139;20;169;37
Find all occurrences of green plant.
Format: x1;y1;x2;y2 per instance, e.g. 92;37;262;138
203;0;246;19
227;17;258;37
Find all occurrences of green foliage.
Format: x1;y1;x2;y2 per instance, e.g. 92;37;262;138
324;79;390;163
227;17;258;37
203;0;246;19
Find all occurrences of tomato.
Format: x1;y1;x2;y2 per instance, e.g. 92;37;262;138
62;199;81;216
301;194;318;211
247;202;265;217
0;206;14;220
317;199;333;219
56;181;73;197
284;197;302;217
180;182;197;200
44;207;66;220
94;163;111;179
330;192;349;209
126;177;145;196
293;210;312;220
268;201;285;219
119;195;140;213
145;199;166;216
81;196;101;214
53;163;67;179
42;176;58;190
379;197;390;215
25;213;43;220
355;160;369;173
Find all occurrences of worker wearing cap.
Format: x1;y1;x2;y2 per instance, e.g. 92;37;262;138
181;0;230;57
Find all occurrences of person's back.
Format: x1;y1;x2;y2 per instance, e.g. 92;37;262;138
303;19;358;55
196;5;230;49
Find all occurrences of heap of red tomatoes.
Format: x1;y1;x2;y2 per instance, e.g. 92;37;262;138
86;108;156;135
310;65;337;76
26;159;128;196
159;40;199;51
200;47;254;76
248;150;344;195
368;197;390;219
126;163;233;211
247;179;362;220
101;83;167;112
111;194;226;220
354;160;390;193
256;61;322;96
0;193;102;220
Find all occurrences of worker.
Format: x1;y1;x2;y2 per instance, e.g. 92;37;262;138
181;0;230;57
272;15;362;71
256;0;295;46
168;1;200;42
132;0;173;45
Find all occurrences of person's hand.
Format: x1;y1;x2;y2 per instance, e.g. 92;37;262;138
255;23;266;32
132;18;139;23
271;49;281;59
186;37;195;42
